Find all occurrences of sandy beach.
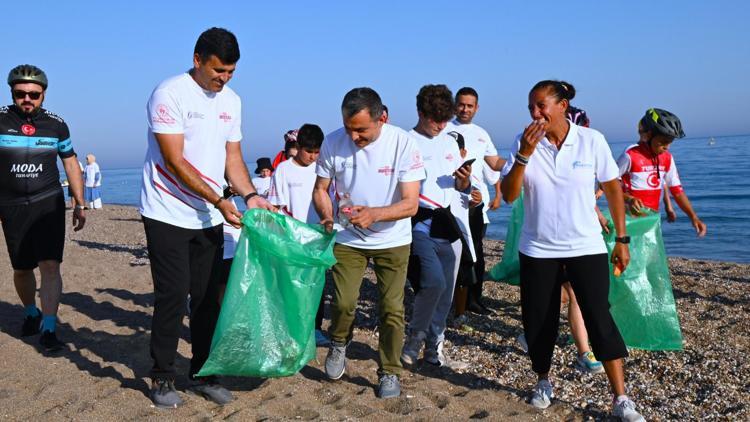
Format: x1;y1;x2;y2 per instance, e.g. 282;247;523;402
0;205;747;421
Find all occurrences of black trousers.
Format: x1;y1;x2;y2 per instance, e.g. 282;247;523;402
519;252;627;374
143;216;223;380
468;205;487;306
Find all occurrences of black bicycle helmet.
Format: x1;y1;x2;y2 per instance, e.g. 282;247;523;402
640;108;685;139
7;64;48;89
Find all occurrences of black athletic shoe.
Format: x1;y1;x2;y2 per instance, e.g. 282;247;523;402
187;376;234;405
150;379;183;409
21;310;42;337
39;330;65;353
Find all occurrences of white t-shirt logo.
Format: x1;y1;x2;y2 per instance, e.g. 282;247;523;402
411;150;424;170
219;112;232;122
154;104;175;125
378;165;394;176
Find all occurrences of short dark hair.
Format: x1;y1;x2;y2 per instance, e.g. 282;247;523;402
455;87;479;102
194;27;240;64
416;84;454;122
341;87;384;120
297;124;324;150
530;80;576;105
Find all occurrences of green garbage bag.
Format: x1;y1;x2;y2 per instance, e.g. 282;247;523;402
602;209;683;351
487;191;524;285
197;209;337;378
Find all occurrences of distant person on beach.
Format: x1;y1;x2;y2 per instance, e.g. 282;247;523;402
618;108;707;237
267;123;329;346
501;80;645;421
251;157;273;197
447;87;506;316
139;27;274;408
271;129;299;169
0;64;86;353
401;85;472;371
313;87;425;398
84;153;102;209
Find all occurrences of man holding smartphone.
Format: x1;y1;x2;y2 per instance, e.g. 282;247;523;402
447;87;505;314
401;85;472;371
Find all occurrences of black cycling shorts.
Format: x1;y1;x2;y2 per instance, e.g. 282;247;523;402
0;193;66;270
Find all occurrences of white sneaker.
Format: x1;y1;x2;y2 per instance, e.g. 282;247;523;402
612;396;646;422
517;333;528;354
530;379;554;409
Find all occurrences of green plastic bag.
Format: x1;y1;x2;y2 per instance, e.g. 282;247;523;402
487;198;683;351
602;209;683;351
197;209;337;378
487;191;524;285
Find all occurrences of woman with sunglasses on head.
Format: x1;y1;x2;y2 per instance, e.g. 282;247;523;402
501;80;645;421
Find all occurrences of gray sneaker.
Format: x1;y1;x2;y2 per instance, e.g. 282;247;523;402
325;342;347;380
612;397;646;422
401;330;426;366
186;376;234;405
530;379;554;409
377;374;401;399
150;379;183;409
424;341;469;371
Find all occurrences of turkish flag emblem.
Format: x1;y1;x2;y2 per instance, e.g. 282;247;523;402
21;124;36;136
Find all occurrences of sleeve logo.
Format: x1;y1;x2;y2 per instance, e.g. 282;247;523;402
152;104;176;124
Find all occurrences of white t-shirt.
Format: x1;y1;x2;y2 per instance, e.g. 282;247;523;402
502;123;619;258
448;120;498;223
409;129;462;235
251;176;272;197
140;73;242;229
316;123;426;249
84;162;101;187
267;159;319;224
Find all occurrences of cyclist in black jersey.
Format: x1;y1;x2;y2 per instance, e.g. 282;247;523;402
0;64;86;353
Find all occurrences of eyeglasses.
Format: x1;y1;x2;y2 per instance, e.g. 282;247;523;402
13;90;43;100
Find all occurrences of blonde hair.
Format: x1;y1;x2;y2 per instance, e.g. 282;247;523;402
86;153;96;163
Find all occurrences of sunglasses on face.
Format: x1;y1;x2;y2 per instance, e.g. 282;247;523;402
13;90;43;100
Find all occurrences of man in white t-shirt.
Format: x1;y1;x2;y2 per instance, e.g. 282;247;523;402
313;88;425;399
139;27;273;409
251;157;273;197
446;87;506;315
401;85;472;372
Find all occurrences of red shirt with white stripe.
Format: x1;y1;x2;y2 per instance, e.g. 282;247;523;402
617;142;684;211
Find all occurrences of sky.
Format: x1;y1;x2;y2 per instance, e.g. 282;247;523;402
3;0;748;169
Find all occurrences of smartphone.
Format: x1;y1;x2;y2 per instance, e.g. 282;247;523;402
461;158;476;168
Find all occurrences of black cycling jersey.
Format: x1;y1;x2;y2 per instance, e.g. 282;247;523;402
0;104;76;205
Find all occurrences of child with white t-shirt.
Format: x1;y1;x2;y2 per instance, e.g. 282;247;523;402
267;123;329;346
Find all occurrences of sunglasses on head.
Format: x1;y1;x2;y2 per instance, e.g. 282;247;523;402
13;90;43;100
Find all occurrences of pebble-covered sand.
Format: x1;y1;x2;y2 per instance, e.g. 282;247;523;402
0;205;746;421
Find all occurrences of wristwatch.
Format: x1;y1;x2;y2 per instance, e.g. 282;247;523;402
615;236;631;244
243;192;259;202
